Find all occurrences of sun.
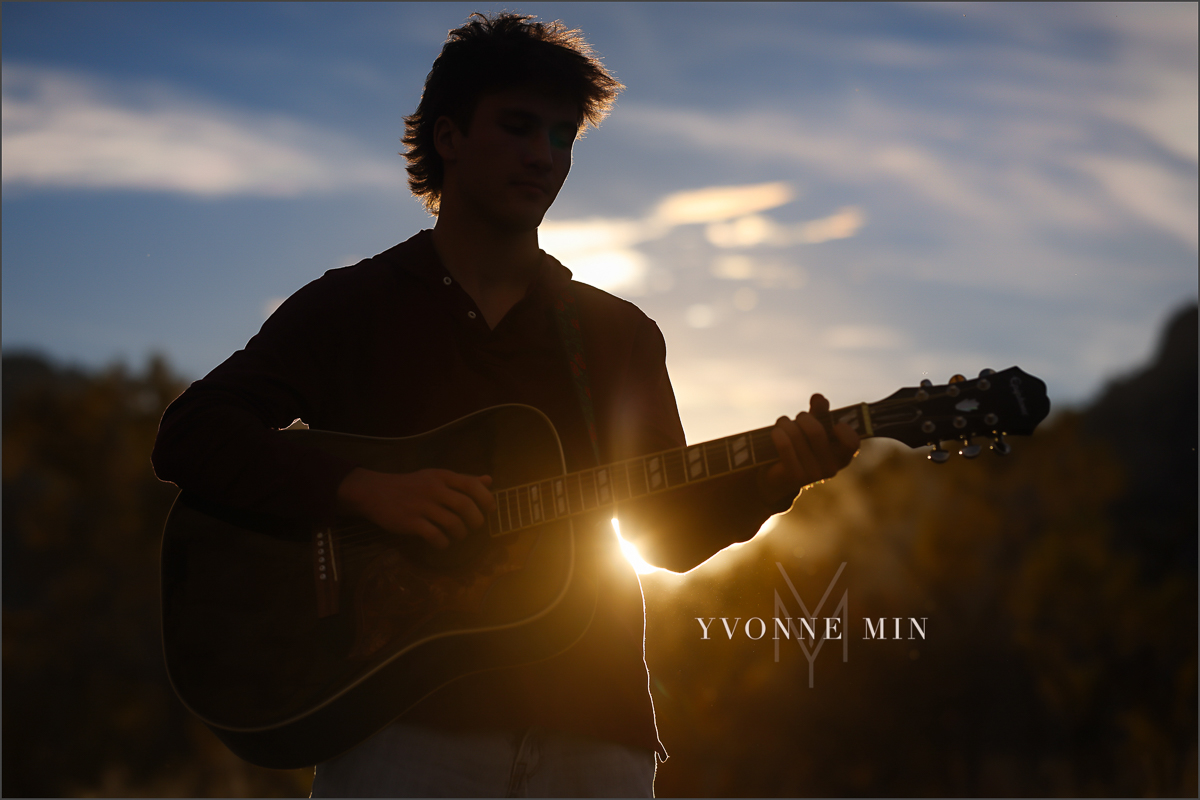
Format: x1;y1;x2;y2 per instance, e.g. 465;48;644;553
611;518;660;575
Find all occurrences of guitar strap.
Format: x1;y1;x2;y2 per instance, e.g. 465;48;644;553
552;285;601;466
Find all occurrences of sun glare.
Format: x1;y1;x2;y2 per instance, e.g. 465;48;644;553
611;518;660;575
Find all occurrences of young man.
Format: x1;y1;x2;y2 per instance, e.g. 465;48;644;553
153;13;858;797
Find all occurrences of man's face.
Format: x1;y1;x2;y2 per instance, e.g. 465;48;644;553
437;87;579;232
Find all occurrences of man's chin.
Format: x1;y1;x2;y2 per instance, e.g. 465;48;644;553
495;207;549;234
466;195;552;235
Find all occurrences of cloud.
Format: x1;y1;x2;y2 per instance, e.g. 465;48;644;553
606;3;1197;264
822;325;909;351
542;182;838;295
1;64;403;196
650;181;796;225
539;217;666;294
1071;155;1199;252
706;206;866;248
709;255;808;290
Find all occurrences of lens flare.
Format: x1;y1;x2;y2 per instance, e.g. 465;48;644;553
611;518;660;574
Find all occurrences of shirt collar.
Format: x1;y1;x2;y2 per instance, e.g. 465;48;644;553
391;229;574;298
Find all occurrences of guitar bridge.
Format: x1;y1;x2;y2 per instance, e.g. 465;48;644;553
313;527;341;618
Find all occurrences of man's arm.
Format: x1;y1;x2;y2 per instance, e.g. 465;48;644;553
619;401;858;573
599;318;859;573
153;269;367;524
154;262;498;545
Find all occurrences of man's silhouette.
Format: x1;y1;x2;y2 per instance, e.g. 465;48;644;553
153;13;858;796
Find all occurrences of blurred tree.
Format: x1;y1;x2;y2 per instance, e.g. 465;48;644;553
2;305;1194;797
645;305;1197;797
2;353;313;797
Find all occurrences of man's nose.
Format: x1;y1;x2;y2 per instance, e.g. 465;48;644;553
523;130;553;169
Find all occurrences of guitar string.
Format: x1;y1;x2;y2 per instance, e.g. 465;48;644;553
325;390;989;545
328;429;776;545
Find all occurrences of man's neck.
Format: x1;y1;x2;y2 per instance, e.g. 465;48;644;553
431;213;543;329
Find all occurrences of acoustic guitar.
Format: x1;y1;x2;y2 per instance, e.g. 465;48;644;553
161;367;1049;768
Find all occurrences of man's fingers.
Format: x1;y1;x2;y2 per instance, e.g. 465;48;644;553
773;415;819;487
414;518;450;549
442;471;496;514
424;502;470;542
809;393;835;439
759;394;860;505
833;423;861;464
435;485;487;532
795;411;842;478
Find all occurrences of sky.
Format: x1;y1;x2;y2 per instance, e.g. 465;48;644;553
3;2;1197;445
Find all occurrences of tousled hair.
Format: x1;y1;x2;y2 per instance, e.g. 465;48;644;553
402;12;623;214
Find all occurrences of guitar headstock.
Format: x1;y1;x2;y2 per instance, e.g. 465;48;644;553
859;367;1050;461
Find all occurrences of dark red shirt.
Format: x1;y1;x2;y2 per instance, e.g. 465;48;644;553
153;230;781;758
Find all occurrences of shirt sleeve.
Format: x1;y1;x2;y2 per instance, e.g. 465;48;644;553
604;316;793;573
151;271;359;524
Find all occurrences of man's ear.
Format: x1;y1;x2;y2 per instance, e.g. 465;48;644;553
433;115;462;163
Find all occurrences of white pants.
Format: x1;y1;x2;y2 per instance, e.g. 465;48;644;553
309;722;656;798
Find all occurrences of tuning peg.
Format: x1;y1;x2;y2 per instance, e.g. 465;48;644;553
991;435;1011;456
948;374;966;384
920;379;933;388
959;439;982;459
978;368;996;377
928;445;950;464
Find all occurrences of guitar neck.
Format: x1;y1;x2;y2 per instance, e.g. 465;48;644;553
487;402;878;536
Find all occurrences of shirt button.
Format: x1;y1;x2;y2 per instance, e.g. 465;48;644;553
443;276;452;285
467;311;477;319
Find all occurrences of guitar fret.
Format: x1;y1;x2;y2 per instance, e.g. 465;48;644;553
580;470;598;509
566;474;584;515
529;429;789;512
646;455;663;492
487;424;798;533
627;458;647;496
596;468;612;506
729;434;751;470
543;429;802;503
609;463;629;502
667;448;690;487
529;484;542;523
553;478;568;517
706;439;731;474
501;490;514;532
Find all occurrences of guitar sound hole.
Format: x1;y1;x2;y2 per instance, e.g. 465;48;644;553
417;529;492;571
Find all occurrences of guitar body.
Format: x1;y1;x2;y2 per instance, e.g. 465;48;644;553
160;404;597;769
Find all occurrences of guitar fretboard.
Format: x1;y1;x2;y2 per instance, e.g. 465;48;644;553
486;402;872;536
